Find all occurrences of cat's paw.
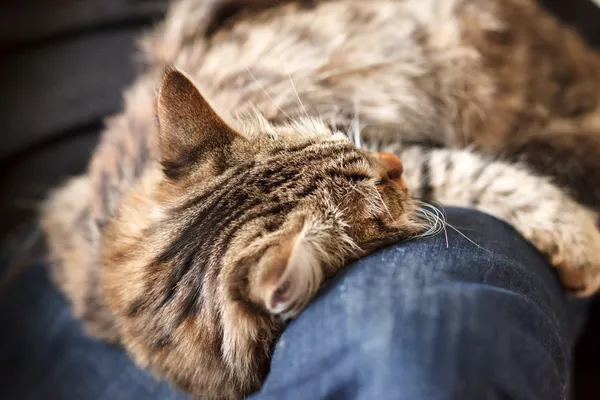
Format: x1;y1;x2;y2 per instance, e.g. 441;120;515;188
555;261;600;298
546;212;600;297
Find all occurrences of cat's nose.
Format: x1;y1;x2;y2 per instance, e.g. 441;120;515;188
376;152;406;188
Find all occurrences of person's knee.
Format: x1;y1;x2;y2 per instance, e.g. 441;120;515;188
385;283;569;400
254;208;572;400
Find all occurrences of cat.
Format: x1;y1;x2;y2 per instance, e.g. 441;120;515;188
41;0;600;398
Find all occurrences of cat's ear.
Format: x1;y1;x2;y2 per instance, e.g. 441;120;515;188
254;226;324;319
157;67;243;179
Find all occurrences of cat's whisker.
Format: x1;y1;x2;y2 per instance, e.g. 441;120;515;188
414;209;444;239
444;220;498;256
247;68;292;121
413;200;497;256
347;183;390;222
279;55;314;132
429;203;451;248
352;103;363;149
374;187;394;220
412;200;447;241
286;69;309;121
436;203;450;248
330;105;340;132
346;183;369;204
346;120;357;147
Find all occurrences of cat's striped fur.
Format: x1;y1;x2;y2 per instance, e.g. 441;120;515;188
41;0;600;398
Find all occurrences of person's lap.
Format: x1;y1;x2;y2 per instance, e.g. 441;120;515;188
0;208;574;400
253;207;573;400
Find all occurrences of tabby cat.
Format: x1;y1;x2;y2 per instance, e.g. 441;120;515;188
41;0;600;398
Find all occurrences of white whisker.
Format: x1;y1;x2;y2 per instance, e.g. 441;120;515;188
437;203;450;248
412;200;497;256
247;68;292;121
413;204;446;241
288;72;309;120
279;55;311;123
351;101;363;149
374;188;393;220
445;221;497;256
330;104;340;132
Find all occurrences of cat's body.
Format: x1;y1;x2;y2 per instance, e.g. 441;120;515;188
41;0;600;398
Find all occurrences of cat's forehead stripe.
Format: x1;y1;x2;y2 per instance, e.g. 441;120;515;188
267;139;359;157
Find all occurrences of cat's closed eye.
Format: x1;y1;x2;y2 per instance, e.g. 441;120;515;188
346;173;372;183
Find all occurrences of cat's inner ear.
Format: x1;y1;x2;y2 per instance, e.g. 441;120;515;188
157;67;244;179
252;225;324;319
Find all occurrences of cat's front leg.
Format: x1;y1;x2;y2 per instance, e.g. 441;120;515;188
393;144;600;297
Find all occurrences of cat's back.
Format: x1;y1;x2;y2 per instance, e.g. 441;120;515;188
146;0;600;147
78;0;600;228
147;0;469;142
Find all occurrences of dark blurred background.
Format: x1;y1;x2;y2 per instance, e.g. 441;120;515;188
1;0;600;398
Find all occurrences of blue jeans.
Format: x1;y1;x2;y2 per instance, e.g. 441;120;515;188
0;208;575;399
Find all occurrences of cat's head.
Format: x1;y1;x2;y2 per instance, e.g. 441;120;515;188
105;68;425;324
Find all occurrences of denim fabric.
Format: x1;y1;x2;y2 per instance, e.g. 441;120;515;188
0;208;573;400
253;208;572;400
